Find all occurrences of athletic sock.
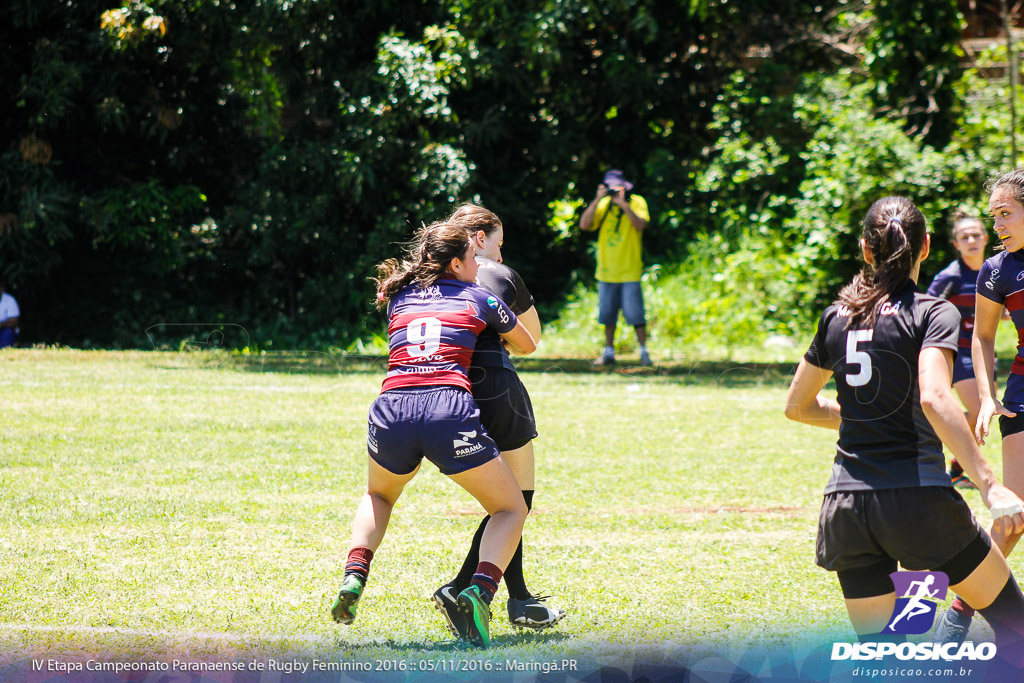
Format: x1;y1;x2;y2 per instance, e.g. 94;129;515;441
638;344;648;354
344;546;374;580
504;490;535;601
471;562;503;604
604;345;614;356
952;596;977;618
978;575;1024;668
453;518;488;592
454;490;534;594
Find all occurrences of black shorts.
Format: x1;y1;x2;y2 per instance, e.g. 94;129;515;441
1000;412;1024;438
816;487;983;574
469;366;538;452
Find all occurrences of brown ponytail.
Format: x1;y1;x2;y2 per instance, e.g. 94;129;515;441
836;196;926;328
373;222;471;310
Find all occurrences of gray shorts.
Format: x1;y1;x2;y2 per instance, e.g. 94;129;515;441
598;281;646;327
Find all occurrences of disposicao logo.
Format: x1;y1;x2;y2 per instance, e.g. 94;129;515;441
830;571;997;663
885;571;948;635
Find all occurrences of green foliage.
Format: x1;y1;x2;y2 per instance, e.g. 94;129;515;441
0;0;997;350
865;0;964;147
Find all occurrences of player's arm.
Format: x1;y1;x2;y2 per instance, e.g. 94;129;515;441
919;345;1024;536
973;294;1015;443
508;306;541;354
501;320;536;356
784;359;841;430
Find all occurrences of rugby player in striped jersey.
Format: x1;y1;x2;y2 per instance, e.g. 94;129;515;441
926;212;991;489
329;221;536;648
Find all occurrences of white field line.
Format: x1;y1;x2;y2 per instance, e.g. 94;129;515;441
0;623;328;644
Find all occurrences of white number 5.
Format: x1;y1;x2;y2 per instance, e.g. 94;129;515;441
846;329;874;387
406;317;442;358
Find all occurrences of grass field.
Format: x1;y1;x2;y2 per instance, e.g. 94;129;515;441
0;348;1017;680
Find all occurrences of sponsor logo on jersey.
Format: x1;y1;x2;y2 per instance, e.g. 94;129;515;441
416;285;444;301
1017;270;1024;282
987;268;1000;290
487;296;499;309
397;364;441;374
408;354;446;364
837;305;851;317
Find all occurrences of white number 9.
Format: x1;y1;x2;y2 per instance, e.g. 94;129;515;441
406;317;442;358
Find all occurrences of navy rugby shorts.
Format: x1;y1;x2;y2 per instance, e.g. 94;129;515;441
367;386;499;476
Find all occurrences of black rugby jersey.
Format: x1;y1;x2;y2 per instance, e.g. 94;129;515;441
472;256;535;371
804;281;960;493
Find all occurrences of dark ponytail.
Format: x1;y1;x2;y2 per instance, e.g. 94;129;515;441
373;222;471;310
836;196;926;328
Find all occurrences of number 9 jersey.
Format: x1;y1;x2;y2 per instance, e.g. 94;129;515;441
383;279;518;393
803;281;961;493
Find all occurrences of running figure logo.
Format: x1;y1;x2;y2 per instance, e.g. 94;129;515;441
883;571;949;635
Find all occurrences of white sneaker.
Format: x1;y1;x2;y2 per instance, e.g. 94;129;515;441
639;350;652;366
593;350;615;366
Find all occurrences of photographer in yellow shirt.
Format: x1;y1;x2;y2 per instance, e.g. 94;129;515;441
580;169;650;366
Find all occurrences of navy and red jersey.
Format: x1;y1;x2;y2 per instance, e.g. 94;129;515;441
926;259;979;353
472;256;535;371
383;279;518;392
804;281;960;493
978;249;1024;411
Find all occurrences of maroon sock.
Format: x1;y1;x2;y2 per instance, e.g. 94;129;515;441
470;561;503;604
345;547;374;580
952;596;977;618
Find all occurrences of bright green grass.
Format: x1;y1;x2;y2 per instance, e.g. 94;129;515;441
0;349;1016;672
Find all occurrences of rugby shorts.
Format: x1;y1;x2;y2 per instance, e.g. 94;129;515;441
816;487;983;575
367;386;499;475
469;366;538;452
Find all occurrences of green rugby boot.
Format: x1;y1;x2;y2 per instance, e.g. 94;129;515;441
331;574;365;625
456;585;492;648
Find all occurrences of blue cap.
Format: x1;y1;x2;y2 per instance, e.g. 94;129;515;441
603;169;633;192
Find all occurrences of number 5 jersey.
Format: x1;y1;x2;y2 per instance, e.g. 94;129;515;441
803;281;961;493
383;279;518;392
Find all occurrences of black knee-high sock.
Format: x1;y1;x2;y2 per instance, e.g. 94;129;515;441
453;490;534;594
979;575;1024;669
504;490;534;600
453;517;488;592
